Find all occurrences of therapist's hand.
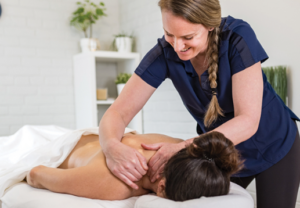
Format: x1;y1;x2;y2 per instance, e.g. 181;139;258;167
141;142;186;183
104;140;148;190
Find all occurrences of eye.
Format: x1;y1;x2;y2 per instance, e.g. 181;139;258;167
166;33;173;37
184;37;193;40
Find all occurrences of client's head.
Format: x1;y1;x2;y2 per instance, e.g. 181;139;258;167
156;131;243;201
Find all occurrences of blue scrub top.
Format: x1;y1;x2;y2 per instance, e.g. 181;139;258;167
135;15;300;177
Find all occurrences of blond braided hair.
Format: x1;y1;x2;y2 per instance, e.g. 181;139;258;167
204;27;223;127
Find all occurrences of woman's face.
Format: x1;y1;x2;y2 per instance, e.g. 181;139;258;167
161;10;212;61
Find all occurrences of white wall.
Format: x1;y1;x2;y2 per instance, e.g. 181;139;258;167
0;0;120;135
119;0;300;207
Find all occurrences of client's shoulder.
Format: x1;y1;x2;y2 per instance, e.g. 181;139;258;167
121;133;183;148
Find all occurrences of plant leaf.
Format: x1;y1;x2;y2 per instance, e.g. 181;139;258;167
96;8;104;15
70;0;107;36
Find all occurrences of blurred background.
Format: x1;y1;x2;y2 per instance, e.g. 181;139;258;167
0;0;300;205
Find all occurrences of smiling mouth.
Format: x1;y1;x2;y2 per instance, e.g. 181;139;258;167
181;47;191;52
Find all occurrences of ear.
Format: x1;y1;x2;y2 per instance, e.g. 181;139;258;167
156;178;166;198
209;27;214;31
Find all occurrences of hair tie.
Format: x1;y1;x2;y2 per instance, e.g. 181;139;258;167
211;88;217;96
203;154;214;162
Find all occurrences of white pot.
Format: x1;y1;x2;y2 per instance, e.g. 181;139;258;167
115;37;132;53
117;83;126;95
80;38;100;53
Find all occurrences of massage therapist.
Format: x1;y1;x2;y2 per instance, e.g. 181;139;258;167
99;0;300;207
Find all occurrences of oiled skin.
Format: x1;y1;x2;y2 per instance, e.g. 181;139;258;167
27;133;182;200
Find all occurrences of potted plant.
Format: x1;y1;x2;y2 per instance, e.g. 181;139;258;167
262;65;287;104
115;73;132;95
112;32;134;53
70;0;107;52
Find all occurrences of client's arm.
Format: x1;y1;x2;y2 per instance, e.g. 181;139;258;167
26;164;142;200
27;165;90;193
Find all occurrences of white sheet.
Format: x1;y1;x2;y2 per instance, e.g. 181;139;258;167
0;125;136;198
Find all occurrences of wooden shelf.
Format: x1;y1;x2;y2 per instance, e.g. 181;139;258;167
74;51;140;62
96;98;115;105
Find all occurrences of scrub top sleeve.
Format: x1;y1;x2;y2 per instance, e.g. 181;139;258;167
229;22;269;75
135;44;168;88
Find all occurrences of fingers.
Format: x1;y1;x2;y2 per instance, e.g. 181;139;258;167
118;173;139;190
123;163;144;181
147;153;162;180
109;159;142;181
146;143;181;182
150;158;166;182
151;162;166;182
111;165;141;188
141;143;163;150
105;144;148;190
120;154;147;189
148;148;162;166
136;151;148;172
151;157;164;175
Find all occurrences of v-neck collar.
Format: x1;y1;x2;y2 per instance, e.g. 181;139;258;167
159;36;216;106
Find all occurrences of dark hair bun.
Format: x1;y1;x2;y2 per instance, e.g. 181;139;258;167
187;131;243;175
163;131;244;201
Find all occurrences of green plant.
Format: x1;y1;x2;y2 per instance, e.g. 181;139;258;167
262;66;274;85
111;32;134;51
262;65;287;104
113;32;133;38
70;0;107;38
115;73;132;84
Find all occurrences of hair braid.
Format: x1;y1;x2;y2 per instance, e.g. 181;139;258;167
204;27;224;127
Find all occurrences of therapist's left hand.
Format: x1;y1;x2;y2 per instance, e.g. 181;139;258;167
141;142;186;182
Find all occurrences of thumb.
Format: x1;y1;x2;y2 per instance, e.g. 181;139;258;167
141;143;163;151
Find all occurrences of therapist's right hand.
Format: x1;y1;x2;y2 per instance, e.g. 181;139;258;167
104;140;148;190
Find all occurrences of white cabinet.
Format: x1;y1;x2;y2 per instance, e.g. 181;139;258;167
73;51;143;133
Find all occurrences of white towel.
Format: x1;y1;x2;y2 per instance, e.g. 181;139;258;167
0;125;136;198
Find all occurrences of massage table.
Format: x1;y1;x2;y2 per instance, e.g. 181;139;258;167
1;181;253;208
0;125;254;208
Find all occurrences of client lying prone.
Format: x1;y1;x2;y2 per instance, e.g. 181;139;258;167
26;131;243;201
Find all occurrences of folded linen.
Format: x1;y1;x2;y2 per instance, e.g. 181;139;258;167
0;125;136;198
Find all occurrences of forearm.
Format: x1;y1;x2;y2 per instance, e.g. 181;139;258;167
213;114;259;145
99;74;156;155
184;115;259;146
99;108;127;152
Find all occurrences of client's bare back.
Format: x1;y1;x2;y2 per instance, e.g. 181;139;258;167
27;133;182;200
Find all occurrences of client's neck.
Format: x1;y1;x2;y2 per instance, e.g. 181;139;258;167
141;175;160;194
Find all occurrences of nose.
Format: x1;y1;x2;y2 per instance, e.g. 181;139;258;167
173;37;184;52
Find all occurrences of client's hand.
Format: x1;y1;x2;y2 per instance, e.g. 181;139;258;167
26;170;32;185
104;140;148;190
26;165;45;189
141;142;186;183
